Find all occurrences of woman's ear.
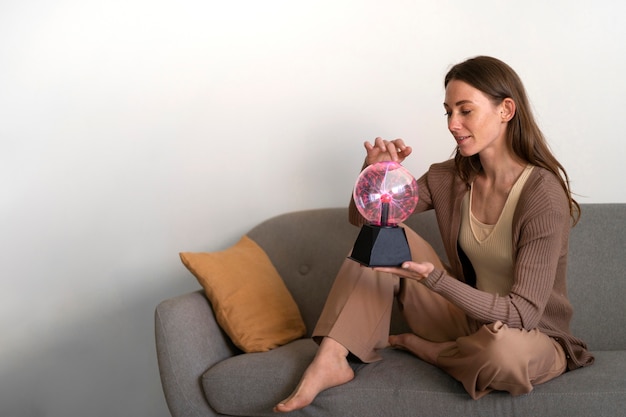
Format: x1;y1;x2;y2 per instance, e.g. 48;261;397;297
500;98;516;122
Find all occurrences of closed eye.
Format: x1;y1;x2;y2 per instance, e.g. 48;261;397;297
444;110;471;117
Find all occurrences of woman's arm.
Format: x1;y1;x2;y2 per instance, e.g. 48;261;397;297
423;207;565;328
377;184;569;329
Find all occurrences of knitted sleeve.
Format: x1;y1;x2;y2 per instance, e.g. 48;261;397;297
421;169;570;330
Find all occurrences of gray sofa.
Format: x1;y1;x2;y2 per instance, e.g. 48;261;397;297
155;204;626;417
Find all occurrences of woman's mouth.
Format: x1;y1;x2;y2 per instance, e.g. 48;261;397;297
455;135;470;143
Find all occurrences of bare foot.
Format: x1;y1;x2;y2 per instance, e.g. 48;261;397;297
389;333;455;366
273;337;354;413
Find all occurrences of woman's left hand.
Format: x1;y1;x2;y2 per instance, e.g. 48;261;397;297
374;261;435;282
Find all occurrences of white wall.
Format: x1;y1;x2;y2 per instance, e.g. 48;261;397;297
1;1;624;416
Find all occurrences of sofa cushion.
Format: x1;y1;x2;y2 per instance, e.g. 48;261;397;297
203;339;626;417
180;235;306;353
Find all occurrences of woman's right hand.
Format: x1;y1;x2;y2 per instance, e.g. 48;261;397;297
364;137;413;166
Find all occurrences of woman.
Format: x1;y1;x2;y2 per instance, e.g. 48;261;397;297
274;56;593;413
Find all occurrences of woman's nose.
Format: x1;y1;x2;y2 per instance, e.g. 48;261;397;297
448;115;461;132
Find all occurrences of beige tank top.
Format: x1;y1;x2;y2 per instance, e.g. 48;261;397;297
459;165;534;296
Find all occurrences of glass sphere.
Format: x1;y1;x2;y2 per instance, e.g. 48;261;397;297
353;161;418;226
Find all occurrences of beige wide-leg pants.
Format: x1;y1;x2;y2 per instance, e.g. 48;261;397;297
313;227;567;399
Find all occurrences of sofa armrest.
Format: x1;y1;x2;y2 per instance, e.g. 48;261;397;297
155;290;238;417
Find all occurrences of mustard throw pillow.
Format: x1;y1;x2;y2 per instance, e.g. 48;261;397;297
180;235;306;352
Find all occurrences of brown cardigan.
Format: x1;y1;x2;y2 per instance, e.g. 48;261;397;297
350;159;593;370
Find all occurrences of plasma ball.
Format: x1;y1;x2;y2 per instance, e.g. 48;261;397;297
353;161;419;226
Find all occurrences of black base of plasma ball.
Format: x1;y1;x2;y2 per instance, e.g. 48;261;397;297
349;224;411;267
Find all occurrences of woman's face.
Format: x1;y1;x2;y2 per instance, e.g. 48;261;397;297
444;80;509;158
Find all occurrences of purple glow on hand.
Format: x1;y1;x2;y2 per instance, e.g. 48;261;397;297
353;161;418;226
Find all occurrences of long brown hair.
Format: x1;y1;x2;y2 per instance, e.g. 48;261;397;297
445;56;580;224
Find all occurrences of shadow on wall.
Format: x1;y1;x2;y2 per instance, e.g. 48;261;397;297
0;278;199;417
